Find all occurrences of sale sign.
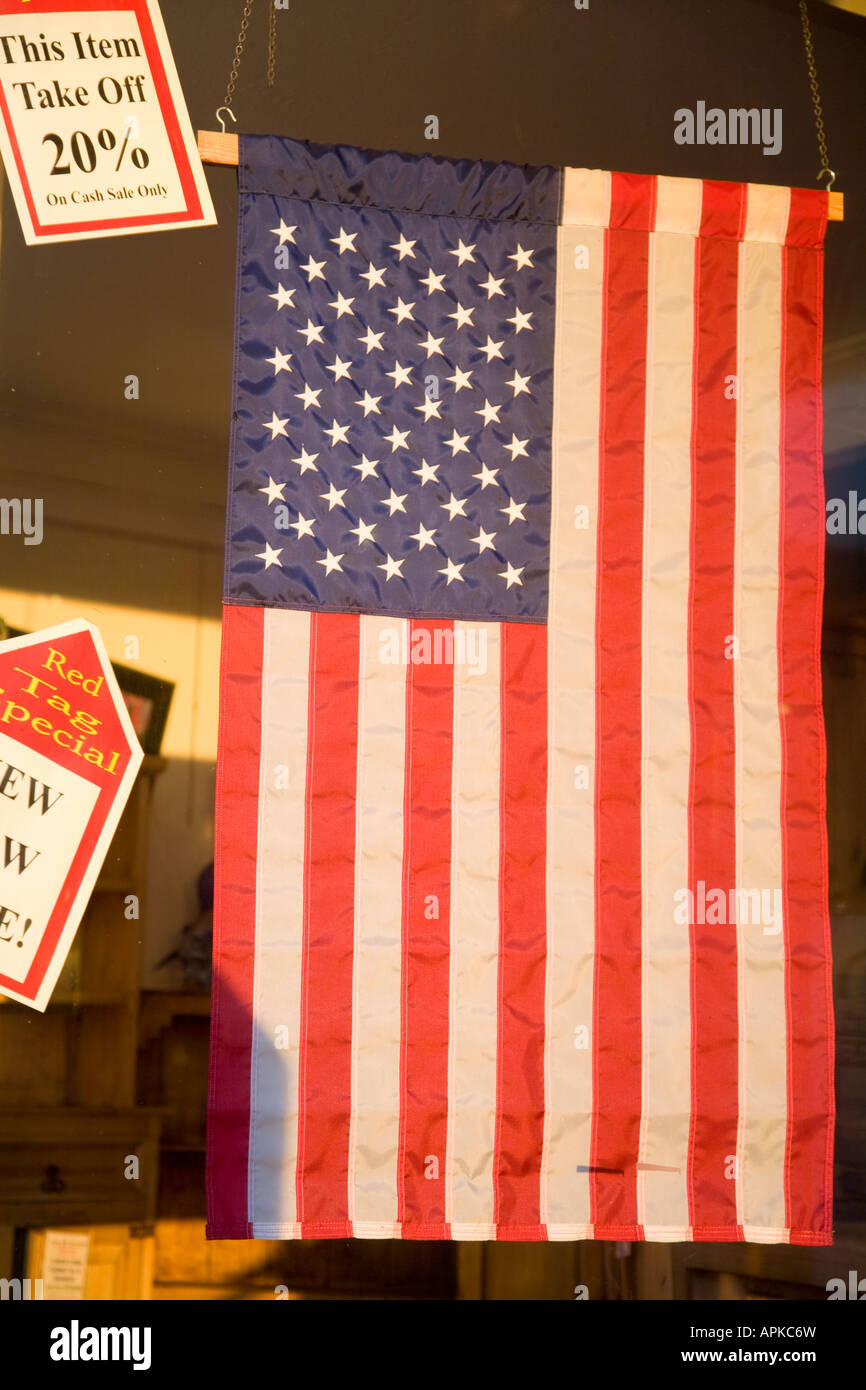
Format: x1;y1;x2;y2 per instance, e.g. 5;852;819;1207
0;0;215;243
0;620;143;1010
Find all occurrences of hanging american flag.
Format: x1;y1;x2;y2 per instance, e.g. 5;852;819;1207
207;133;834;1243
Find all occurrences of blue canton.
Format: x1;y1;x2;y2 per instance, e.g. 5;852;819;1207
227;137;556;623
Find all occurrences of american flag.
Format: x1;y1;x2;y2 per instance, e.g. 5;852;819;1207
207;134;834;1243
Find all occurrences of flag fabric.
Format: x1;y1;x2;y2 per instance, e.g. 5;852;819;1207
207;133;834;1243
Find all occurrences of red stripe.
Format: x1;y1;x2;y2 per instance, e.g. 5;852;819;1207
786;187;829;249
206;604;264;1239
699;181;747;242
493;621;548;1237
397;622;454;1236
779;235;834;1243
686;185;743;1237
590;174;648;1237
297;613;359;1235
609;172;657;231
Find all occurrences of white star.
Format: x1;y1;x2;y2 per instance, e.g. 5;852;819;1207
386;360;413;388
506;370;531;397
444;429;470;456
323;419;351;446
291;513;317;539
390;234;417;261
293;446;319;474
501;498;527;524
298;319;325;346
414;459;439;485
441;492;468;520
321;482;348;510
438;558;466;585
471;527;497;554
420;331;445;359
381;489;408;515
448;238;476;265
508;243;534;270
504;434;529;461
499;562;525;588
508;306;534;334
415;395;443;421
475;398;502;426
263;412;289;439
353;453;380;480
411;523;438;550
447;302;474;328
257;543;282;569
478;272;505;298
301;255;327;282
329;291;356;319
359;261;387;289
295;383;322;410
267;347;293;374
354;390;382;417
419;267;447;295
378;554;405;580
259;476;285;504
384;425;410;451
325;355;353;382
317;549;344;575
271;220;297;245
447;365;474;393
330;226;358;255
358;325;385;353
269;283;296;310
479;336;505;363
473;463;499;489
350;518;377;545
388;297;415;324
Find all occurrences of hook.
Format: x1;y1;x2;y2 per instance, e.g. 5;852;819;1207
216;106;237;135
817;166;836;192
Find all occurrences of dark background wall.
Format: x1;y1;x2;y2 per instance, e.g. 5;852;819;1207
0;0;863;1300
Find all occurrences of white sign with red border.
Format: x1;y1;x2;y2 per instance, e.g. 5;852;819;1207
0;620;143;1010
0;0;215;243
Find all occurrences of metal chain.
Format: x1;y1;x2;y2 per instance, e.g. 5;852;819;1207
222;0;256;113
798;0;834;188
267;1;277;88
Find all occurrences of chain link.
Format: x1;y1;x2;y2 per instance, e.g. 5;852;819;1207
267;1;277;88
223;0;256;113
798;0;833;185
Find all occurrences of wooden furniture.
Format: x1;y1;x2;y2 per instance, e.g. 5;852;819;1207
0;757;165;1232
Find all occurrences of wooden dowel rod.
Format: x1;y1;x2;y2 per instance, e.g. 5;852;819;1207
195;132;844;220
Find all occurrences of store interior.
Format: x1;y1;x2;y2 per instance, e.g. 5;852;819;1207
0;0;864;1298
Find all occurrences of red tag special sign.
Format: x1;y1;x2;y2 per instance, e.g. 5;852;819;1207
0;0;215;243
0;621;143;1010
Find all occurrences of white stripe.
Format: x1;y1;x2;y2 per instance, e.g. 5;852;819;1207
349;616;407;1228
737;239;788;1231
250;608;310;1228
446;622;501;1229
560;167;612;228
637;227;695;1233
542;185;604;1228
